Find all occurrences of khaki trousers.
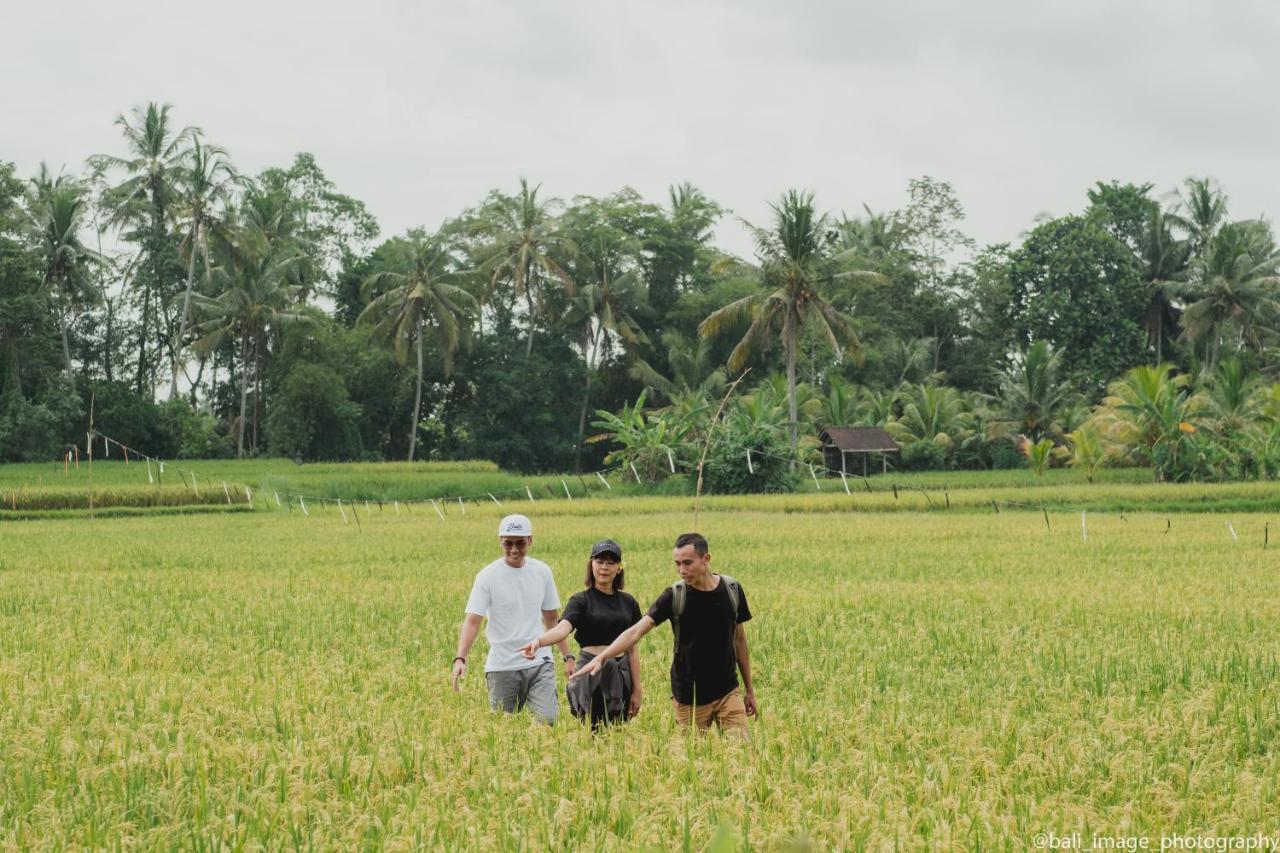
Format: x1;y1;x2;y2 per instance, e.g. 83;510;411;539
672;687;749;737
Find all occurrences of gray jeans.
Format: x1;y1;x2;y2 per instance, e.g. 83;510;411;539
485;662;558;724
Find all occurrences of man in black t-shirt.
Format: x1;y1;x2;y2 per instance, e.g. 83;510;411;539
570;532;757;736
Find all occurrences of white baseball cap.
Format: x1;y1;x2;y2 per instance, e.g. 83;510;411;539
498;514;533;537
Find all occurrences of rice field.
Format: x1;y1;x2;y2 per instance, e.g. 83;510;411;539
3;489;1279;850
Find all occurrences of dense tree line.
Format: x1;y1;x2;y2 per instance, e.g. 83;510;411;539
3;102;1279;481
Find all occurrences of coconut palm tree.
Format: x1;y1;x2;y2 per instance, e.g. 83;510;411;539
1089;364;1205;473
1203;356;1258;435
1137;209;1190;362
170;137;239;401
359;232;478;462
26;168;104;380
887;383;973;450
472;178;575;356
630;330;728;405
564;247;650;471
699;190;864;459
1168;177;1228;259
994;340;1074;442
90;102;197;394
1175;220;1280;372
192;208;310;458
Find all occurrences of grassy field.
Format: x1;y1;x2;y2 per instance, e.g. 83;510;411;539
5;457;1280;517
0;459;649;514
2;494;1279;848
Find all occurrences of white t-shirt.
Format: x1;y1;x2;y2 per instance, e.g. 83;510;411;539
465;556;561;672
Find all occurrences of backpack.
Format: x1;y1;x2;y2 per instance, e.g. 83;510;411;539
670;574;741;650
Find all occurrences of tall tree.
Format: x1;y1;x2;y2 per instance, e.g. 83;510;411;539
564;245;650;471
898;176;975;292
1168;177;1228;259
645;182;723;315
1175;220;1280;372
1087;181;1190;362
26;167;104;380
192;199;310;457
472;178;575;356
257;153;379;300
359;232;477;462
1005;214;1148;393
90;102;196;395
170;137;238;400
1136;209;1190;363
699;190;863;458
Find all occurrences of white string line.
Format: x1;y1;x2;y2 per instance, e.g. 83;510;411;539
15;428;1174;521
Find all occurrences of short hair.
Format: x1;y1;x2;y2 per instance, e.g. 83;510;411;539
673;532;708;555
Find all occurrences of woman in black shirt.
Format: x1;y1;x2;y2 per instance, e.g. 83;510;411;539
518;538;642;726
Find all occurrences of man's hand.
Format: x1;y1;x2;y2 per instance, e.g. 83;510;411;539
569;657;601;681
450;659;467;692
743;689;757;716
516;640;539;659
564;657;576;678
628;687;642;718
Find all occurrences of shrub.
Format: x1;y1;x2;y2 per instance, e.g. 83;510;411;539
265;363;364;461
899;440;948;471
702;425;795;494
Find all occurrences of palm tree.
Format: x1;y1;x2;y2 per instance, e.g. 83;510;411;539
26;168;104;380
564;246;650;471
856;386;899;427
472;178;575;356
832;204;905;264
192;209;310;458
887;383;973;450
90;102;197;394
699;190;864;459
359;233;478;462
1137;209;1190;362
1168;177;1228;258
994;340;1074;442
1174;220;1280;372
1089;364;1205;473
1203;356;1257;435
170;137;238;401
874;334;939;388
630;330;728;405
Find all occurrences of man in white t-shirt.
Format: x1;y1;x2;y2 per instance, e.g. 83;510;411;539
450;514;575;724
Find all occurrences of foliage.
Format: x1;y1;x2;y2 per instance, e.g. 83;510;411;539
446;334;585;473
700;418;795;494
899;439;948;471
700;190;867;456
1024;437;1054;476
588;390;699;483
1175;220;1280;371
994;340;1074;442
265;362;363;460
1066;425;1106;483
1090;364;1206;481
1006;215;1149;392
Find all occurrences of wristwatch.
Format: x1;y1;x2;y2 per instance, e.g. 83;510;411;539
562;654;575;663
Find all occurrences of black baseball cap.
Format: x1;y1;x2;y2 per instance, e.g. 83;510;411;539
590;539;622;560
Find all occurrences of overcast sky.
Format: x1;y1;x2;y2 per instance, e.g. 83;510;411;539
5;0;1278;259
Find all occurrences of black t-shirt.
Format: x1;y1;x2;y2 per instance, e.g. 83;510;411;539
646;576;751;705
560;587;642;648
